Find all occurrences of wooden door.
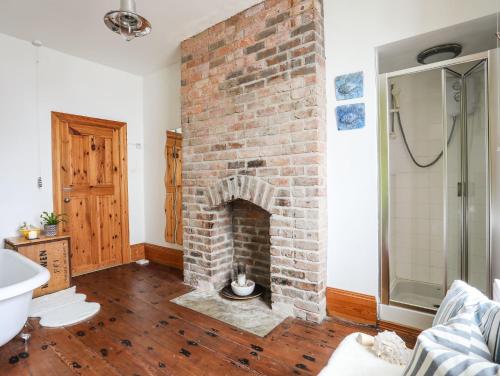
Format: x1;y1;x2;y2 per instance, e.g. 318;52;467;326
165;131;183;245
52;112;130;276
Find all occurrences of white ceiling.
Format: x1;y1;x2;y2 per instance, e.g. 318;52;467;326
0;0;262;76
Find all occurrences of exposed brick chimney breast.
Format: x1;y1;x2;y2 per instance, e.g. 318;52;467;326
181;0;327;322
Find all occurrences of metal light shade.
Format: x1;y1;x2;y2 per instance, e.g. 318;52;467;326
104;0;151;41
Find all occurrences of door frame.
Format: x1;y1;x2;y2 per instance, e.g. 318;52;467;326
51;111;131;268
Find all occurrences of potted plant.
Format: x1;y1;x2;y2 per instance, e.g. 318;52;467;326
40;212;66;237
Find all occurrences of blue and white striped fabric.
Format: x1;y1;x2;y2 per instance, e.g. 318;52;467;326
479;300;500;364
404;313;499;376
433;280;487;326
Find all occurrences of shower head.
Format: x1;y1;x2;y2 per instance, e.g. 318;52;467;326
104;0;151;42
391;84;401;110
417;43;462;65
389;84;401;138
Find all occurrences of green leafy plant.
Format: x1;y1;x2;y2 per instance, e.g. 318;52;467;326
40;212;66;226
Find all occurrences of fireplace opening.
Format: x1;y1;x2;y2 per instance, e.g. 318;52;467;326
231;199;271;290
184;174;326;321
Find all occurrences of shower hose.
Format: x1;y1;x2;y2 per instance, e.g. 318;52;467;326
392;109;458;168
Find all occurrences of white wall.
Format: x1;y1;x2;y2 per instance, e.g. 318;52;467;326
0;33;145;244
324;0;497;297
143;63;181;247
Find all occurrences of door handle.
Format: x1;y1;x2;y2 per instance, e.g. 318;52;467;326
64;197;71;203
457;182;467;197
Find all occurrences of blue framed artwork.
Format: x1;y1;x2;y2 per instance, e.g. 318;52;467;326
336;104;365;131
335;71;363;100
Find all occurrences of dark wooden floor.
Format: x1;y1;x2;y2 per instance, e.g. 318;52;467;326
0;263;408;376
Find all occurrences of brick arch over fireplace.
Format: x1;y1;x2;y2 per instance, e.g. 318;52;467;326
204;175;275;211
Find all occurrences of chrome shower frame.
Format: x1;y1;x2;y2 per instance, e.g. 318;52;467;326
378;50;498;312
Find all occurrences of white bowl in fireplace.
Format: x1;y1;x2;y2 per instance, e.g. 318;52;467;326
231;280;255;296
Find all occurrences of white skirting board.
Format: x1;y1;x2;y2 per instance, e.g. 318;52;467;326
29;286;100;328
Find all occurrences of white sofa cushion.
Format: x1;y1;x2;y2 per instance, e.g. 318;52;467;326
318;333;405;376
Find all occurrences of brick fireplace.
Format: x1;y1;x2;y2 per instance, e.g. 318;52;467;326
180;0;327;322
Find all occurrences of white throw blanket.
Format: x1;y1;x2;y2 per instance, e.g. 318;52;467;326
371;331;412;366
319;333;406;376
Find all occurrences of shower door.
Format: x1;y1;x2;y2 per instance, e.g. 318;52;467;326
444;68;462;290
380;53;491;312
462;61;489;293
445;61;489;295
386;68;447;311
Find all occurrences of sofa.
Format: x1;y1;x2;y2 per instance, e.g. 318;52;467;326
320;281;500;375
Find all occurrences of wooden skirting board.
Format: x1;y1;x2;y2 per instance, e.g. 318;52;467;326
326;287;378;325
378;320;422;341
130;243;183;271
130;243;145;261
326;287;421;345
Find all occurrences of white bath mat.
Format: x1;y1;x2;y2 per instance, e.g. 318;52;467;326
29;287;100;328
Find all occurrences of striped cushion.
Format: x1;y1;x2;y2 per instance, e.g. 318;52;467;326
479;300;500;363
433;280;487;326
404;313;498;376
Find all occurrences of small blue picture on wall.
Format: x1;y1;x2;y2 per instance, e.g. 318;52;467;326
335;71;363;100
336;103;365;131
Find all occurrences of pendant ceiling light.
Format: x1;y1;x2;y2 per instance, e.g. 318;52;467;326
104;0;151;42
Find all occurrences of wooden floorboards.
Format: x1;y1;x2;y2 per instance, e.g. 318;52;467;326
0;263;411;375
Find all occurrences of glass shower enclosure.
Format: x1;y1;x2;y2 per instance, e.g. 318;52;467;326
379;51;492;312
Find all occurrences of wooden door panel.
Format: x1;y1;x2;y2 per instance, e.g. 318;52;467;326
165;131;183;246
165;146;181;186
69;123;114;138
52;112;130;276
69;133;91;186
165;188;182;244
96;196;122;266
90;136;113;185
67;196;94;274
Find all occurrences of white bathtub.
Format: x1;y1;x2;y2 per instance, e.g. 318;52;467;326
0;248;50;347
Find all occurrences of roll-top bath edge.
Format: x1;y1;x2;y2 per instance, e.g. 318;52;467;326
0;248;50;347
